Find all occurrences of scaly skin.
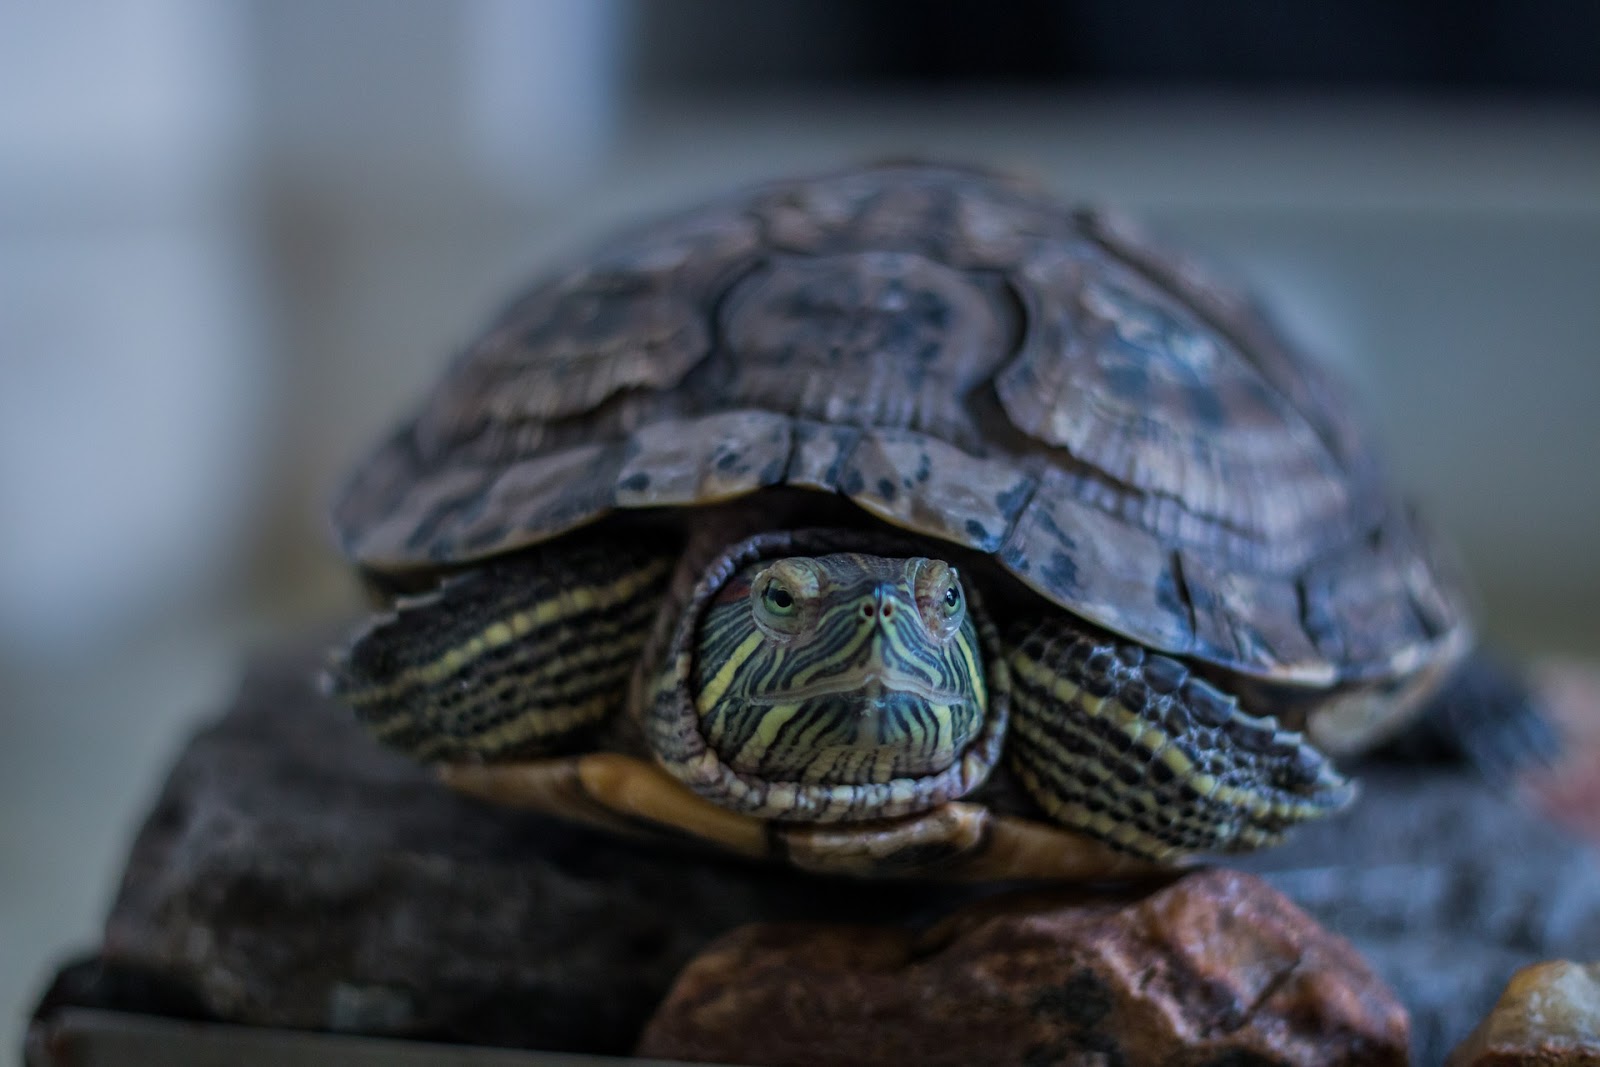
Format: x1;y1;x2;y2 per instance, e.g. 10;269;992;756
1006;619;1353;861
329;526;1355;874
326;538;674;760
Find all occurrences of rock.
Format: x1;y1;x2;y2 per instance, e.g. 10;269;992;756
90;641;979;1056
1445;961;1600;1066
36;642;1600;1064
1234;749;1600;1063
1527;663;1600;846
636;867;1410;1067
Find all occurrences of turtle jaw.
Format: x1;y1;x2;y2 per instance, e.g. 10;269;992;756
734;656;977;781
744;666;968;707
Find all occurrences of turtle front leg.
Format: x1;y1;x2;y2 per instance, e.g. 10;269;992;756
326;536;675;761
1004;617;1356;862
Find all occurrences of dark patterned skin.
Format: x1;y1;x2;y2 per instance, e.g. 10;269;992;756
328;538;674;761
1006;621;1353;860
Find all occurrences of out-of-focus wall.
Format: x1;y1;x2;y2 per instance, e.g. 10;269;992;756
5;0;1597;665
248;0;630;619
0;0;266;654
0;2;629;1052
1;2;266;1051
0;0;633;660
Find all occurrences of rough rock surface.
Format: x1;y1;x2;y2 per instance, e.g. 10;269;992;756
1445;961;1600;1066
637;867;1410;1067
1232;739;1600;1061
42;643;1600;1064
92;644;980;1055
1528;663;1600;846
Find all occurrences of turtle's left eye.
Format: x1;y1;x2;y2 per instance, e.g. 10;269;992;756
913;560;965;641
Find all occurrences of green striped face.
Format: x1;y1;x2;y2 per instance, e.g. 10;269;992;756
691;553;988;786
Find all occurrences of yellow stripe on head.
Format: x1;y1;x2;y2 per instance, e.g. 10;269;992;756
687;552;991;796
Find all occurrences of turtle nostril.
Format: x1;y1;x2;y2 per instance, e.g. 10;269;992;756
861;603;876;619
880;603;894;618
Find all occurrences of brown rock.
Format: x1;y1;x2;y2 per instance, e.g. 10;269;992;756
1446;961;1600;1067
1236;758;1600;1062
1528;663;1600;846
637;867;1410;1067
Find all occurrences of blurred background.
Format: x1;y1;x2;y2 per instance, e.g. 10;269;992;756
3;0;1598;1053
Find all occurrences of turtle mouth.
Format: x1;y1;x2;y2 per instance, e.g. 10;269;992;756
746;669;966;706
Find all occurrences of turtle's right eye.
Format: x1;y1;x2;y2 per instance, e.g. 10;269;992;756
750;558;821;639
763;583;796;615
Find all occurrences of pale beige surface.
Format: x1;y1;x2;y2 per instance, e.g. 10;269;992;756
5;90;1600;1063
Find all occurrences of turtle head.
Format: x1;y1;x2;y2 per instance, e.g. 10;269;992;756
701;553;986;779
648;539;1007;823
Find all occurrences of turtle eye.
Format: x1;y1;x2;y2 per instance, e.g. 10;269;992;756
750;559;821;639
912;560;965;640
763;583;796;615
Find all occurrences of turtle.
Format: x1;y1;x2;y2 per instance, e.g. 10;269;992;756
324;161;1529;881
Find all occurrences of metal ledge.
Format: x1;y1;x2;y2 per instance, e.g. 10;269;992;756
26;1009;707;1067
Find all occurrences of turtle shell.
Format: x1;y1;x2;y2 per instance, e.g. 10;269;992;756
332;163;1470;703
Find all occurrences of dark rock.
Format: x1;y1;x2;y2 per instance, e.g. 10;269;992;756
52;643;1600;1065
1526;663;1600;846
1234;738;1600;1063
1445;960;1600;1066
635;868;1409;1067
94;642;979;1056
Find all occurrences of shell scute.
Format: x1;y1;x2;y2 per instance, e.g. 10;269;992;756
996;466;1195;655
458;442;626;559
614;410;793;509
996;240;1352;565
840;430;1034;554
1080;208;1379;480
413;208;760;456
782;420;860;492
1298;511;1470;681
716;249;1011;447
752;163;1073;268
1178;548;1333;686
